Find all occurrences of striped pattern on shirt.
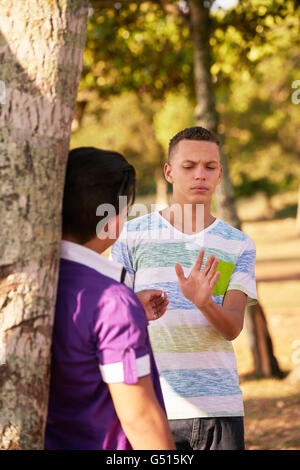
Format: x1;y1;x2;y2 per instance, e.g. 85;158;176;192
111;212;257;419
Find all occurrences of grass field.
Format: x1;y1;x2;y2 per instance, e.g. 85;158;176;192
233;216;300;450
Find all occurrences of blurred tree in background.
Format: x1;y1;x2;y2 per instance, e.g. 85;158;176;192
72;1;195;201
73;0;300;205
72;0;300;378
215;0;300;198
71;91;165;196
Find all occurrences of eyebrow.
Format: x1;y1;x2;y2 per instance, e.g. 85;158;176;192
182;159;219;164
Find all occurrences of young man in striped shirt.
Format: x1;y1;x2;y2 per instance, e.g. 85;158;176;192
111;127;257;450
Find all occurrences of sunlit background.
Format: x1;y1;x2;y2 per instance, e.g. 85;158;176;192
70;0;300;449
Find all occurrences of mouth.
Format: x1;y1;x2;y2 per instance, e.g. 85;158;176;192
190;186;209;192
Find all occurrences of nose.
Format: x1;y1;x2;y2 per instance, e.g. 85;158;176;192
194;168;206;180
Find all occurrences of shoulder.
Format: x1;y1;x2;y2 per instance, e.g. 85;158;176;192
71;268;147;329
211;218;255;248
59;259;132;304
101;278;137;302
100;277;144;315
97;280;148;335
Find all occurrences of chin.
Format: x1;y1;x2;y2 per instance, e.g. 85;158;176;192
190;194;209;204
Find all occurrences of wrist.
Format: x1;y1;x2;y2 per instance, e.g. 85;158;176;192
196;297;214;311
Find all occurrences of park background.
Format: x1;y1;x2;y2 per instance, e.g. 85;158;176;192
0;0;299;450
71;0;300;450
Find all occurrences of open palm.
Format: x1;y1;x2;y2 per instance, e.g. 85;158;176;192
175;250;220;309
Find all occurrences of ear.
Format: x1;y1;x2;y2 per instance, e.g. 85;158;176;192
218;165;223;185
164;162;173;184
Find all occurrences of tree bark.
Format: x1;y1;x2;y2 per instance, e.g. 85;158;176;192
189;0;241;229
0;0;88;449
188;0;283;378
245;303;285;378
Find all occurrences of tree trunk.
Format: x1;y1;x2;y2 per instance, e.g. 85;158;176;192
189;0;241;229
245;303;285;378
188;0;283;378
0;0;88;449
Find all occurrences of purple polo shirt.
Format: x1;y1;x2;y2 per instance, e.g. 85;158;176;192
45;241;165;450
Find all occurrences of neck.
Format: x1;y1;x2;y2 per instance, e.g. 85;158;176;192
84;237;113;255
63;234;113;255
161;200;215;235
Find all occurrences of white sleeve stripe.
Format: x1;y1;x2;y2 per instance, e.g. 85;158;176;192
99;353;151;383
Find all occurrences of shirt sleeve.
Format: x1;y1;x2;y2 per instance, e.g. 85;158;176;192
227;236;258;306
94;285;151;385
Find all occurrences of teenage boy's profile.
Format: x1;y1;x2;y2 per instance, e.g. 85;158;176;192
111;126;258;450
45;147;175;450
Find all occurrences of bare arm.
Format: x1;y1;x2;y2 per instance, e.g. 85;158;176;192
108;375;175;450
198;289;247;341
175;250;247;341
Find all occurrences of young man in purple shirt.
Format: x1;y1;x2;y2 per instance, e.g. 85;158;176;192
45;147;175;450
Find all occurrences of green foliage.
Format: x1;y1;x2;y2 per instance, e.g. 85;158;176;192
71;92;164;195
234;172;295;198
73;0;300;198
153;92;195;153
82;2;193;99
215;0;300;193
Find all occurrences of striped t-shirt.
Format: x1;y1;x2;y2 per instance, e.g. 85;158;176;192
111;211;257;419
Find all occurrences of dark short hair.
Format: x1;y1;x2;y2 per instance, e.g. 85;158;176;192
62;147;135;244
168;126;220;162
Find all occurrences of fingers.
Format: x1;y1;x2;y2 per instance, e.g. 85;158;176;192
201;255;220;288
193;249;205;271
153;290;168;302
151;296;169;320
202;254;218;273
152;304;169;320
149;290;169;320
136;289;167;304
150;293;168;311
174;263;186;283
202;254;215;274
148;291;168;307
210;270;221;289
207;258;219;282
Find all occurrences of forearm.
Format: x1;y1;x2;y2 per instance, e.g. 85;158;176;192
121;398;175;450
197;298;244;341
108;376;175;450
